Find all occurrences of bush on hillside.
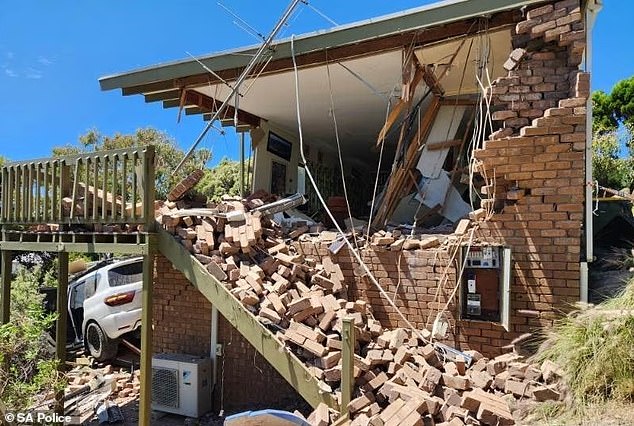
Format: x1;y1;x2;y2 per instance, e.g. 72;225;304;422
0;268;64;410
538;279;634;404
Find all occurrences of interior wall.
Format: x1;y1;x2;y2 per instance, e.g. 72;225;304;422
251;122;300;196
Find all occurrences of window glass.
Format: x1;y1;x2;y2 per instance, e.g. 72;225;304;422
108;261;143;287
71;282;85;309
84;274;98;298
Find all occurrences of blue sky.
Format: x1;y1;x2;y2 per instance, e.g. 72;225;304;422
0;1;630;164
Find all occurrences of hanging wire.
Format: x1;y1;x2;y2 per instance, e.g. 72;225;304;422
290;34;430;343
337;62;390;101
300;0;338;26
185;51;240;95
217;2;266;42
174;0;303;175
325;54;359;250
366;101;391;242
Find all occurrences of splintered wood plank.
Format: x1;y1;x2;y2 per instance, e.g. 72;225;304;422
376;65;425;147
421;63;445;96
371;96;441;229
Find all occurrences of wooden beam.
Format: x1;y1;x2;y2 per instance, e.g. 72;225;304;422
376;64;425;147
157;229;336;410
421;64;445;97
144;89;180;103
54;251;69;415
341;318;355;416
0;241;149;255
120;12;518;96
139;244;156;426
169;90;262;128
371;96;441;229
426;139;462;151
1;250;11;325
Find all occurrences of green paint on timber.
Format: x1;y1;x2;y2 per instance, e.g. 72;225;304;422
341;318;355;416
157;229;337;410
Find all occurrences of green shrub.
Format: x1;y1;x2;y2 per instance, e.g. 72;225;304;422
538;279;634;404
0;268;64;410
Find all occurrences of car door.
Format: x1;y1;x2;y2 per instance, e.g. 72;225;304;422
68;280;86;343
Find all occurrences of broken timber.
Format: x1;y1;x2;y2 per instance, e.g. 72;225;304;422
372;96;441;229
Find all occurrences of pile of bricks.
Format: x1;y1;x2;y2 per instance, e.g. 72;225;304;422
158;195;564;425
306;338;564;426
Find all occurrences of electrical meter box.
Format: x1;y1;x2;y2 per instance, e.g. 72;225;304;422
461;245;512;330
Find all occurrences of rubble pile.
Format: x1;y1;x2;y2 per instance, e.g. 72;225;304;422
157;193;563;426
32;357;139;424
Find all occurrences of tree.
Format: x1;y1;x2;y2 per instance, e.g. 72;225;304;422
0;268;63;410
592;76;634;190
592;130;633;191
0;155;7;167
197;158;243;202
53;128;211;200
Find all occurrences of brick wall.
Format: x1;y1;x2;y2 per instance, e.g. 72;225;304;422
474;0;587;338
153;254;303;414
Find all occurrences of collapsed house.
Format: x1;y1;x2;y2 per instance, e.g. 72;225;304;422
97;0;601;419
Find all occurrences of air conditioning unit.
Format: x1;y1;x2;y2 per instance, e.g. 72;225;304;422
151;353;212;418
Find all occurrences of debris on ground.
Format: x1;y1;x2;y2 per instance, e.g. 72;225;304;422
155;191;561;425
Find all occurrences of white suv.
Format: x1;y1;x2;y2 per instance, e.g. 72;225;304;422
68;257;143;361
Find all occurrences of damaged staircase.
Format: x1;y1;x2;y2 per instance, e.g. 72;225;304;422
156;227;338;411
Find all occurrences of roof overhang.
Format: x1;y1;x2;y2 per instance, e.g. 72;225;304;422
97;0;566;167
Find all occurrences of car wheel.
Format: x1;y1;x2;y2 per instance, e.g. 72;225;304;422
85;322;119;361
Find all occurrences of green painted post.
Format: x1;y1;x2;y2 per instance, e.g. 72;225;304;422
1;250;12;325
139;242;155;426
341;317;355;417
55;251;69;415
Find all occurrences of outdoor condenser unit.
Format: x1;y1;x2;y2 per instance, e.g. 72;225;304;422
151;353;212;418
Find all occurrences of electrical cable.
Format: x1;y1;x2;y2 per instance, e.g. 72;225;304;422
300;0;338;26
366;100;390;242
325;55;359;251
290;35;430;344
174;0;303;176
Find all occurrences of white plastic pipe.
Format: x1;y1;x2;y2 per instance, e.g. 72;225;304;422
210;306;218;392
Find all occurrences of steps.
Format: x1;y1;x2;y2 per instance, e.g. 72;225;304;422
157;228;337;410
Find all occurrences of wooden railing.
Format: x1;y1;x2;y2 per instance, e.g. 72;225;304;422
0;146;155;227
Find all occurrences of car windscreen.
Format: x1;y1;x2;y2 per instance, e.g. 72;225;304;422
108;262;143;287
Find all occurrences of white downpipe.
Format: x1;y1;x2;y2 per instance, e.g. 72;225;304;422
210;306;218;391
581;1;602;303
580;262;589;303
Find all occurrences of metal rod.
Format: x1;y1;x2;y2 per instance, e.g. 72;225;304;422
240;132;245;197
173;0;302;176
